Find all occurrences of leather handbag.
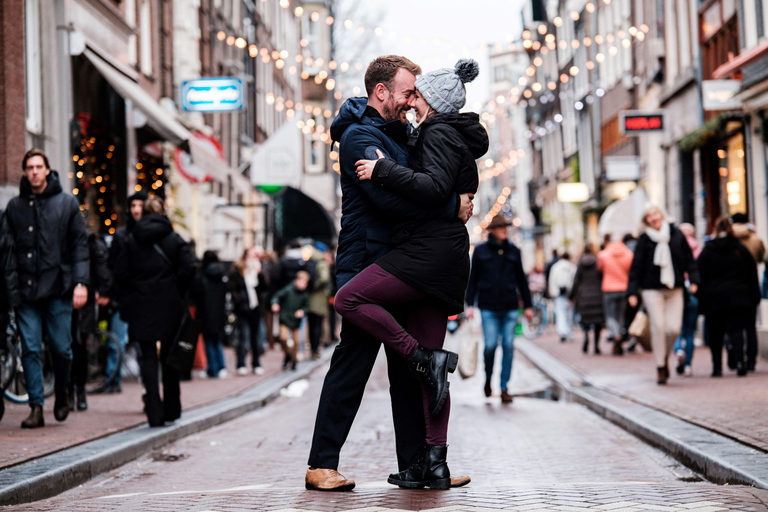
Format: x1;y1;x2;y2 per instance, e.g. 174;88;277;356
166;307;201;373
628;310;652;351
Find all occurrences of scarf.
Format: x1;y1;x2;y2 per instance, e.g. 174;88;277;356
645;221;675;289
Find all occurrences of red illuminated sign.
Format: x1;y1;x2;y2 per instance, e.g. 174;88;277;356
619;110;665;135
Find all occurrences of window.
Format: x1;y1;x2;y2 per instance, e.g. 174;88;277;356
140;0;152;76
25;0;42;134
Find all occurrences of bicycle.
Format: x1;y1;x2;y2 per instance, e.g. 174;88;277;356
1;321;18;391
520;291;549;339
82;320;123;394
4;314;55;404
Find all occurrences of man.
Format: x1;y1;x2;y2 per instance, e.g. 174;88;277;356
306;55;473;491
731;212;766;371
465;215;533;404
0;207;20;423
103;190;147;393
6;148;89;428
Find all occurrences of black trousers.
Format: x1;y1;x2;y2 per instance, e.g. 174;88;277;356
308;317;426;472
70;302;96;389
307;312;324;353
138;339;181;427
746;305;758;366
707;309;751;371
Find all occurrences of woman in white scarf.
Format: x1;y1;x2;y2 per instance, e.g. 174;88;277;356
627;205;699;385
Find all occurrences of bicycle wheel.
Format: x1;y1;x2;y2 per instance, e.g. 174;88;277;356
85;330;122;393
1;331;17;391
522;303;548;339
4;339;54;403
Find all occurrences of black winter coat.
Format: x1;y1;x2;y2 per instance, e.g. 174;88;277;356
5;171;89;302
87;234;112;301
106;218;136;316
331;98;458;289
696;235;760;315
190;262;227;337
373;113;489;314
627;224;700;296
114;214;197;342
465;235;533;312
0;210;20;314
570;253;604;325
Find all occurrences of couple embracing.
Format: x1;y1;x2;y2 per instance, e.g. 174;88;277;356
306;55;488;491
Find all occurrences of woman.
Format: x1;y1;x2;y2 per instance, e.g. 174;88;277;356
191;251;228;379
597;234;634;355
229;247;264;375
627;205;699;384
696;217;760;377
115;196;197;426
335;59;488;489
570;243;604;354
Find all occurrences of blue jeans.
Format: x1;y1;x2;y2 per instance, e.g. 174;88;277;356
106;311;129;385
16;297;74;405
480;309;519;391
203;334;226;377
554;296;573;339
674;294;698;366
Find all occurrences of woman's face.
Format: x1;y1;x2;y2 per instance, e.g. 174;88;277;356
410;89;431;120
645;208;663;231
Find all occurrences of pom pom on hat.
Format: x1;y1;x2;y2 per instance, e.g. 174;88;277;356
455;59;479;84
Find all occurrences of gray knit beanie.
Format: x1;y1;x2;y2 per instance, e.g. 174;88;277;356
415;59;480;114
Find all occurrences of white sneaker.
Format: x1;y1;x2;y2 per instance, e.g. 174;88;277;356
683;365;693;377
198;370;208;379
217;369;229;379
236;367;249;376
253;366;265;375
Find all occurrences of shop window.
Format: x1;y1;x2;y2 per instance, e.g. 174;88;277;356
25;0;42;134
719;132;747;216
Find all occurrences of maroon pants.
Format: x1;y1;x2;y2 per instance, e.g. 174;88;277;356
335;264;450;444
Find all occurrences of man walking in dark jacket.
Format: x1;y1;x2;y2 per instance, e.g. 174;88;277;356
306;55;474;491
6;148;90;428
465;215;533;404
0;208;20;423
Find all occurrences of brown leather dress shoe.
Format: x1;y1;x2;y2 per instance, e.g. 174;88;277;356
305;468;355;491
450;475;471;487
500;389;513;403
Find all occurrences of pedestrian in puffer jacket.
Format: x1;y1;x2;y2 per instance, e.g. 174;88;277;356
190;251;228;379
570;244;604;354
0;208;20;424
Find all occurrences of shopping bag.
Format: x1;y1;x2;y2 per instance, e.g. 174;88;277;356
457;338;478;379
627;310;652;351
166;308;202;373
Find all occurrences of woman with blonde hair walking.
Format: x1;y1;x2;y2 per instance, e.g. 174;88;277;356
627;205;699;384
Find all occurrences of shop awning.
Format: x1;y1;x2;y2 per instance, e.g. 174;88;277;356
83;48;230;184
274;187;336;245
598;187;648;239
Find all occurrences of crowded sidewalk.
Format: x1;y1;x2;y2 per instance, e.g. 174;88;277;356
0;346;292;470
527;324;768;452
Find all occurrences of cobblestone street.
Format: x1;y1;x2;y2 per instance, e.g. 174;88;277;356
4;333;767;512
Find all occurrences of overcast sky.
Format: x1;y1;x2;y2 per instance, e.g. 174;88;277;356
333;0;526;109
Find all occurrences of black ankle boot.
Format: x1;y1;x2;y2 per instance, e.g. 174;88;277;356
409;345;458;416
21;403;44;428
53;388;70;422
68;384;76;411
76;386;88;411
388;444;451;490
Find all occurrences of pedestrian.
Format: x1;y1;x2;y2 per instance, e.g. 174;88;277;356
571;243;605;354
190;251;228;379
307;242;331;360
70;233;112;411
597;234;633;355
5;148;90;429
730;212;765;372
627;205;699;385
306;55;473;492
114;196;197;427
527;264;547;296
465;215;533;403
337;59;488;490
0;207;20;423
229;248;265;376
258;250;280;350
271;270;310;371
103;190;147;393
548;253;577;342
697;217;760;377
544;249;559;298
673;223;701;376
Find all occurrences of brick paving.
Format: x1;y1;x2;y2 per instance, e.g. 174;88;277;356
3;343;766;511
521;322;768;452
0;345;294;468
